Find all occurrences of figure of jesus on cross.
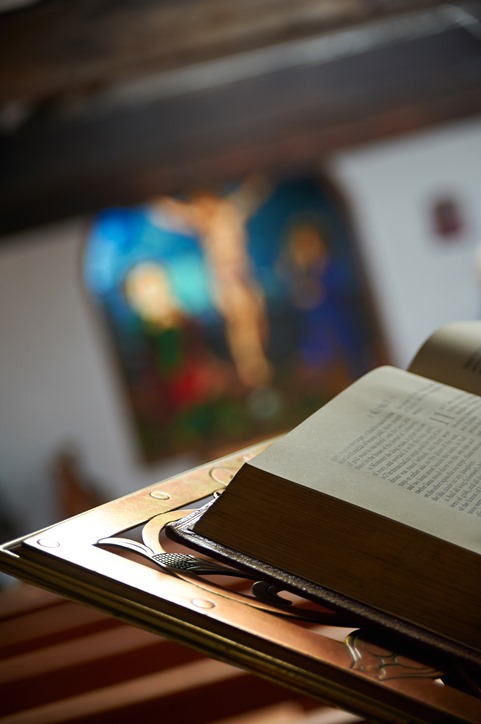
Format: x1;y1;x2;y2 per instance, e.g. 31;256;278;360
155;177;272;390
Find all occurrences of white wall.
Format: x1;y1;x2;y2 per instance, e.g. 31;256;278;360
1;116;480;534
329;117;481;368
0;221;193;534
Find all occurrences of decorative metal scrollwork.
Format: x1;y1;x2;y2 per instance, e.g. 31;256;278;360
346;630;443;682
98;508;345;624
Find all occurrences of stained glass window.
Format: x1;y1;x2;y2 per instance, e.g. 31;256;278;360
84;175;382;462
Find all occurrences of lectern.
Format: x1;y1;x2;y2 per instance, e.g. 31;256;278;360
1;441;480;723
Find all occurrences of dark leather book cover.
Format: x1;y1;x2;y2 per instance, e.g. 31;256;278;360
169;502;481;669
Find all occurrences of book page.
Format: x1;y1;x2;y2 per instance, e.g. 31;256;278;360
250;366;481;554
408;321;481;395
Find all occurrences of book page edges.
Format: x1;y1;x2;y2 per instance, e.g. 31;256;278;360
243;366;481;555
195;465;481;651
409;320;481;396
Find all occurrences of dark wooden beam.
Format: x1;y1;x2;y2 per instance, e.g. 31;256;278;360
0;0;444;105
1;2;481;237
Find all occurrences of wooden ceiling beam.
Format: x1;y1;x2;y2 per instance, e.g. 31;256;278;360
1;2;480;238
0;0;444;105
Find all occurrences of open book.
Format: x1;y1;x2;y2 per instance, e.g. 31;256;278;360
173;321;481;658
